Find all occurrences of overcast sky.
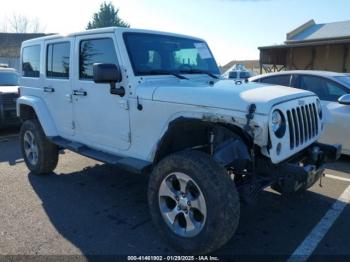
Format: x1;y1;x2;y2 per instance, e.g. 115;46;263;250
1;0;350;66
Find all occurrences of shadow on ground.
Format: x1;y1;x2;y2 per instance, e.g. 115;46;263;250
27;163;340;257
0;127;22;165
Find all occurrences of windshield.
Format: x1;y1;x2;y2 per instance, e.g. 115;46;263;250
123;33;220;76
0;71;19;86
334;76;350;88
228;71;238;79
240;71;251;79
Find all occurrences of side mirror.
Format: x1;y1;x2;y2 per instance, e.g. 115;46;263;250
338;94;350;105
93;63;125;97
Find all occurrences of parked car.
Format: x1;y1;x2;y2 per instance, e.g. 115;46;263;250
222;64;253;82
0;67;20;129
17;28;340;254
227;70;252;81
250;70;350;155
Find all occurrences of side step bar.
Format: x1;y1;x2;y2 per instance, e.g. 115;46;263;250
49;136;151;174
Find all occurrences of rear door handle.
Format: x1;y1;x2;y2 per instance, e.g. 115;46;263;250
43;87;55;93
72;90;87;96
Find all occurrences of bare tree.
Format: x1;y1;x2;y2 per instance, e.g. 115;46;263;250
9;14;29;33
3;14;45;33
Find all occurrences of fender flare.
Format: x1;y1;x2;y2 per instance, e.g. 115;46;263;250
17;96;58;137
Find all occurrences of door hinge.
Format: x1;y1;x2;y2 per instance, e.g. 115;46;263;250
119;100;129;110
71;121;76;129
121;132;131;143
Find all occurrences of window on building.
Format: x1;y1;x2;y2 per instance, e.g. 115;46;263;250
22;45;41;78
46;42;70;79
79;38;118;80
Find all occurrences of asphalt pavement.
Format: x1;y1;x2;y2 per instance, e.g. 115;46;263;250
0;127;350;260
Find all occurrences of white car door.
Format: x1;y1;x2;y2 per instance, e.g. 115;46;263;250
297;75;350;154
72;34;131;152
43;39;74;139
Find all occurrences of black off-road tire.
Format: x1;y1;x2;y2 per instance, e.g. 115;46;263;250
148;151;240;254
20;119;59;175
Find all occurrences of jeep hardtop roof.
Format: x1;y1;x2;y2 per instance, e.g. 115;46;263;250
21;27;205;46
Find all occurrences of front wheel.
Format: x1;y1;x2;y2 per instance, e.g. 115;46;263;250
148;151;240;254
20;119;59;175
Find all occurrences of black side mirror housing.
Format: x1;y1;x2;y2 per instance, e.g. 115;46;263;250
93;63;125;97
93;63;122;83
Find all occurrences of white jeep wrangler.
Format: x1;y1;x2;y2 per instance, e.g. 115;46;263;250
17;27;340;254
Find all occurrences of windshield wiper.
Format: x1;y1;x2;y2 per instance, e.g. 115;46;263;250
137;70;188;80
179;69;219;79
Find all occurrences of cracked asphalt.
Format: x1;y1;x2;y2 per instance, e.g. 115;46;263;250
1;127;350;259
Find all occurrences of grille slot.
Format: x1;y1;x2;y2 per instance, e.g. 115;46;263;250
0;93;18;106
286;103;319;149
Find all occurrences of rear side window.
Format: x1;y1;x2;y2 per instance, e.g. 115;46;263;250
46;42;70;79
299;75;347;102
22;45;41;78
79;38;118;80
259;75;291;87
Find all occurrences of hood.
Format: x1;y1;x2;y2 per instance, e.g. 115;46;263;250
0;85;19;94
148;79;315;115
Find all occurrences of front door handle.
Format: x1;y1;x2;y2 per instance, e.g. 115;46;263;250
72;90;87;96
43;87;55;93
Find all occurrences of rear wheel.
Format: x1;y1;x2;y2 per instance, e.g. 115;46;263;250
148;151;240;254
20;119;59;175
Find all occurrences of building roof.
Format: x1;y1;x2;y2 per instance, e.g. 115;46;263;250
258;19;350;50
286;19;350;43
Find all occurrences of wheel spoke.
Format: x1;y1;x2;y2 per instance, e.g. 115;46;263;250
24;133;32;146
159;180;177;201
32;151;38;164
24;146;32;155
166;208;179;225
190;197;205;212
184;213;196;232
177;178;188;194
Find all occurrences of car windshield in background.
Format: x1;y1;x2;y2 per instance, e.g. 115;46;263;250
334;76;350;87
0;72;19;86
123;33;220;76
240;71;251;79
229;71;238;79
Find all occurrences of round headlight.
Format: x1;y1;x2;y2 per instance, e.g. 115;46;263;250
316;99;322;119
271;110;286;138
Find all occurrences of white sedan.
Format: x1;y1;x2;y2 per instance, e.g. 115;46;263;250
250;70;350;155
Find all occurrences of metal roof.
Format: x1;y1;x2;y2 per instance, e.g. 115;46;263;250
259;20;350;50
286;20;350;43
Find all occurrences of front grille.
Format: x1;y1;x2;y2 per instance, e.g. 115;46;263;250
0;93;18;107
286;103;319;149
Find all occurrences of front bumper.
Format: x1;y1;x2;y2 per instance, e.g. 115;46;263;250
0;106;21;128
257;143;341;193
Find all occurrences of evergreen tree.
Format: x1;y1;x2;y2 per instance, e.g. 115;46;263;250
87;2;130;29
